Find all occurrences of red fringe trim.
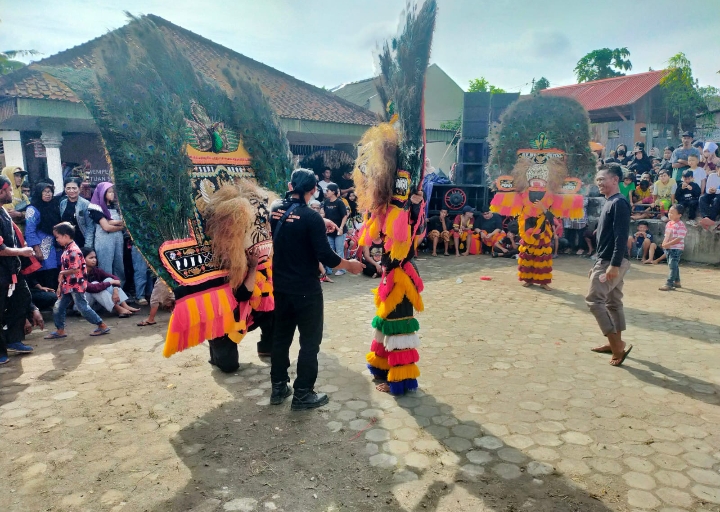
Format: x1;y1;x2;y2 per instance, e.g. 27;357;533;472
518;266;552;274
518;253;553;262
387;348;419;367
402;262;424;293
377;269;395;302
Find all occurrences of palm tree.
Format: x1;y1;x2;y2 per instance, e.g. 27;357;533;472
1;50;39;75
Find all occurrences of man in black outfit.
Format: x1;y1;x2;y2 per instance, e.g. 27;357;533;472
586;164;633;366
269;169;364;410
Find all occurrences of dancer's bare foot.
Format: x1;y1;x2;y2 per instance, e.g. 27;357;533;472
375;382;390;393
522;282;533;287
539;284;552;291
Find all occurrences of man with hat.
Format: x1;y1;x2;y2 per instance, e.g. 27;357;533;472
452;205;475;256
670;132;702;183
269;168;364;410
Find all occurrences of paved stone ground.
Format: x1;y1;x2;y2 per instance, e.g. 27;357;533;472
1;255;719;511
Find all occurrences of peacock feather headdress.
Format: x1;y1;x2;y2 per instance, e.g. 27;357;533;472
487;96;596;188
37;14;291;289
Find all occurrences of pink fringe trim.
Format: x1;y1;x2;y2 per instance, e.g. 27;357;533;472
402;262;424;293
370;339;389;358
387;348;419;367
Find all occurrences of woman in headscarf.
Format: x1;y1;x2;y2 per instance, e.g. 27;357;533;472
627;145;653;176
25;182;62;288
2;166;30;227
87;181;125;284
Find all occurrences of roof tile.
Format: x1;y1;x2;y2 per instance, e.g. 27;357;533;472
541;71;666;112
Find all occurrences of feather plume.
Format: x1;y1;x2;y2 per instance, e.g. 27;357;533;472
353;123;398;212
203;183;254;290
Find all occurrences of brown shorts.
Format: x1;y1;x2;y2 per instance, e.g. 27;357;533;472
428;229;450;242
150;280;175;308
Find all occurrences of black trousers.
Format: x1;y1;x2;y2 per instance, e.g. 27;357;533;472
699;194;720;221
270;291;323;390
208;312;274;373
677;198;699;220
0;278;32;357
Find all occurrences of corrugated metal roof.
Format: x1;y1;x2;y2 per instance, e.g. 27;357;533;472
541;70;666;112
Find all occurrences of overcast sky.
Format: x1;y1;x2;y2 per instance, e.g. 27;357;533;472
3;0;719;93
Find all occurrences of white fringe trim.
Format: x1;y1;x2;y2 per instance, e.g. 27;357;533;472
384;333;421;351
374;329;386;346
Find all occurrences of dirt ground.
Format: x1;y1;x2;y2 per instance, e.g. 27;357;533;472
1;254;719;512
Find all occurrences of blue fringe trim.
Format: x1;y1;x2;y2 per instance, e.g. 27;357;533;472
389;379;418;395
367;364;388;380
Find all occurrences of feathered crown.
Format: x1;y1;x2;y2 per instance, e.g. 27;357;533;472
487;96;596;186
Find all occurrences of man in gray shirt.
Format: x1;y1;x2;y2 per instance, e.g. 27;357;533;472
670;131;702;182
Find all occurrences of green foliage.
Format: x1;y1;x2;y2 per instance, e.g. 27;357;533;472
375;0;437;188
468;77;506;94
574;47;632;83
40;15;291;289
531;77;550;94
0;50;39;75
440;116;461;146
660;52;715;131
487;96;596;186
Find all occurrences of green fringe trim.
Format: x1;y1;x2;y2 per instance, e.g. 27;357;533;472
372;316;420;336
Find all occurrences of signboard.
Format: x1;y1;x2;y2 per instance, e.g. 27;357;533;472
84;169;112;185
33;141;46;158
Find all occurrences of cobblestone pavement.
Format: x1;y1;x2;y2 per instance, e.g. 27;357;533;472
1;256;719;512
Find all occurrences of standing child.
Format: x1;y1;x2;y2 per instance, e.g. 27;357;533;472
44;222;110;339
658;204;687;291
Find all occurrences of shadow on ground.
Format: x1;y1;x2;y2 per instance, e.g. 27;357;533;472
154;350;618;512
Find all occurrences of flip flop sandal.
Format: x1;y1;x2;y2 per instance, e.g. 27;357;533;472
137;320;157;326
44;331;67;339
590;346;613;354
90;327;111;336
610;345;633;366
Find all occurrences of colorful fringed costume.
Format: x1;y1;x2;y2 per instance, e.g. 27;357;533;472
36;15;291;356
355;0;437;395
487;97;597;286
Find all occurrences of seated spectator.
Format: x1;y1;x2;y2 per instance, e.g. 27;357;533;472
427;208;451;256
687;154;707;193
699;169;720;230
630;179;654;219
619;172;636;202
476;209;505;256
628;146;653;176
653;170;676;214
583;227;596;258
660;146;674;172
82;247;139;317
453;205;475;257
361;237;384;278
627;220;653;262
702;142;719;172
646;242;666;265
674;171;701;221
137;278;175;326
25;271;58;311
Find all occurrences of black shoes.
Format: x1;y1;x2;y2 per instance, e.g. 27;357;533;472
291;388;329;411
270;382;292;405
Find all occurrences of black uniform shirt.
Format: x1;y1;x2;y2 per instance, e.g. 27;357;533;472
270;196;342;295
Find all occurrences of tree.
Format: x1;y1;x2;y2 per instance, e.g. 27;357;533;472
574;47;632;83
531;77;550;94
468;77;506;94
660;52;717;131
1;50;39;75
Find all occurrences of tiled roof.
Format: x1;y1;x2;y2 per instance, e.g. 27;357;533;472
541;71;666;112
1;15;377;126
0;68;81;103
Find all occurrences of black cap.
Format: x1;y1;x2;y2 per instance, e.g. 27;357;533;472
12;168;28;176
290;168;318;194
683;170;694;178
462;205;475;213
681;131;694;138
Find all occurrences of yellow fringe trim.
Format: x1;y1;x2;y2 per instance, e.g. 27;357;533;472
519;272;552;280
373;267;424;319
519;258;552;268
366;352;391;370
387;363;420;382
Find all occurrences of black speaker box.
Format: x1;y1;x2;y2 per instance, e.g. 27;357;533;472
458;140;485;164
455;163;485;185
490;92;520;123
427;184;487;215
